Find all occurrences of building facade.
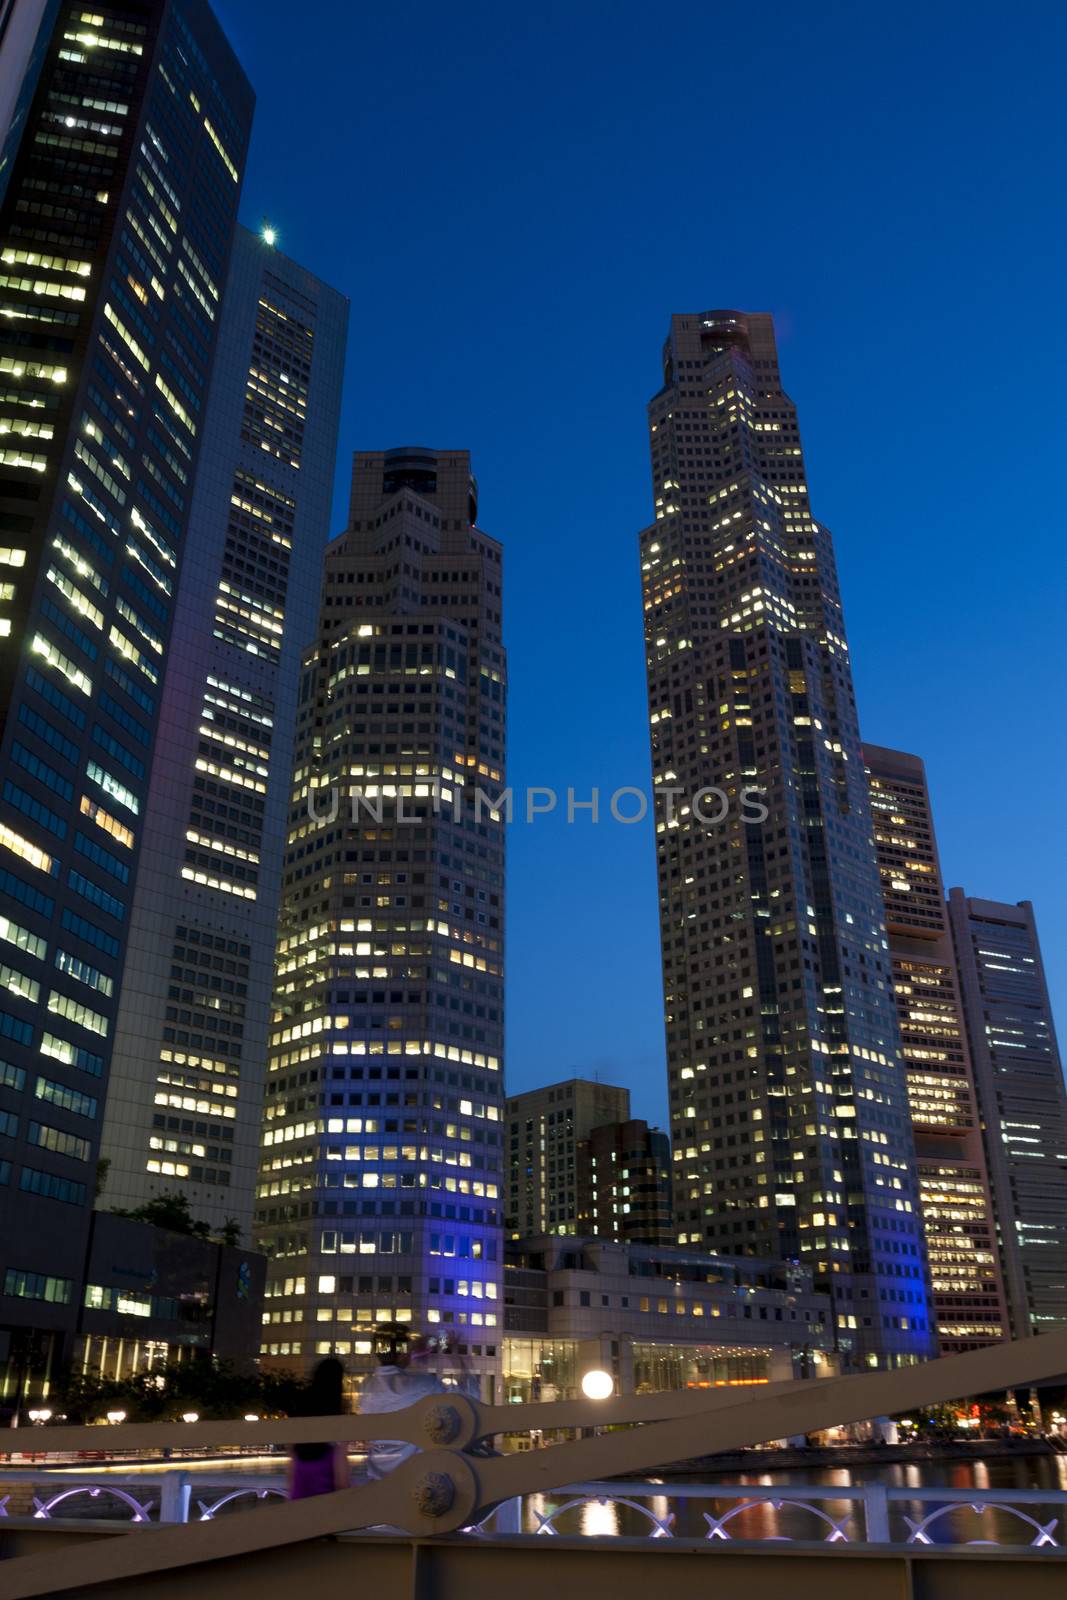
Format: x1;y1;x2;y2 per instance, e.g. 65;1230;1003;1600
506;1077;630;1238
0;0;252;1400
576;1119;673;1247
865;745;1008;1352
639;311;934;1366
503;1235;834;1400
949;892;1067;1337
255;448;507;1397
76;1208;266;1381
98;226;347;1235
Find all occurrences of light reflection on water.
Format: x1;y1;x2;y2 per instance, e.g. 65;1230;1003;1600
528;1456;1067;1544
579;1499;619;1538
12;1451;1067;1541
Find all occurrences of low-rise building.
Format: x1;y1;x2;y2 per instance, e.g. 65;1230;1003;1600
75;1212;266;1382
503;1235;834;1399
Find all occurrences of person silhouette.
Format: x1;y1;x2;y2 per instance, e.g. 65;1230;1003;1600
288;1357;349;1499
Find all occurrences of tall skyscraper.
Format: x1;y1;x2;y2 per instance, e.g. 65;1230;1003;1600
949;892;1067;1337
865;745;1008;1351
506;1077;631;1237
0;0;252;1391
639;311;934;1366
255;448;507;1396
98;226;347;1235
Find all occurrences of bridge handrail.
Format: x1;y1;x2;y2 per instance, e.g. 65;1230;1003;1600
0;1374;813;1459
3;1330;1067;1598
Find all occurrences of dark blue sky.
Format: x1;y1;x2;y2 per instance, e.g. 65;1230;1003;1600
222;0;1066;1125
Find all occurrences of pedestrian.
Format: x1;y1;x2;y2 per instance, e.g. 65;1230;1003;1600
288;1356;349;1500
358;1326;450;1478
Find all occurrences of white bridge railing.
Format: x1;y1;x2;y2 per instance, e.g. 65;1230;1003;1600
3;1467;1067;1548
5;1332;1067;1597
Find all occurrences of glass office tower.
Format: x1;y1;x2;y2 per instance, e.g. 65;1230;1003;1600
99;225;347;1237
256;448;507;1397
0;0;252;1398
639;312;934;1366
950;892;1067;1336
865;744;1008;1352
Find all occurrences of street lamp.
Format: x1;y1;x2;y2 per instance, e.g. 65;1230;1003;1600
581;1369;614;1401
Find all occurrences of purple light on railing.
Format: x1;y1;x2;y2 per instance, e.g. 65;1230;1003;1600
32;1486;154;1522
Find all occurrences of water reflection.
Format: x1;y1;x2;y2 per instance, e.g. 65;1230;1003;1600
528;1457;1067;1544
579;1499;620;1538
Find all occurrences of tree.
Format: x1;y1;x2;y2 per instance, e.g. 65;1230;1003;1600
113;1192;210;1238
54;1360;309;1423
219;1218;242;1248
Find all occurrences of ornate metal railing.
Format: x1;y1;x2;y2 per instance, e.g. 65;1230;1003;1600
2;1330;1067;1596
3;1468;1067;1548
521;1480;1067;1546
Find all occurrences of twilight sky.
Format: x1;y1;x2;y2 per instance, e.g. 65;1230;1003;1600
221;0;1067;1125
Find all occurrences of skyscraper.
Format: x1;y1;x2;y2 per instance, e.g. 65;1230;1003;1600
865;745;1008;1351
98;226;347;1235
639;311;934;1366
256;448;507;1397
949;892;1067;1336
506;1077;631;1238
0;0;252;1390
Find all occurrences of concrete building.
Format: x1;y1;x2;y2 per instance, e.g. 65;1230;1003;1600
506;1078;630;1237
639;312;934;1366
0;0;252;1405
98;227;347;1235
949;892;1067;1337
76;1209;265;1381
254;448;507;1398
503;1235;834;1400
576;1119;673;1247
864;745;1008;1353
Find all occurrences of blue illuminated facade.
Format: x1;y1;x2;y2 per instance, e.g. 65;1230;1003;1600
256;448;507;1398
639;313;935;1367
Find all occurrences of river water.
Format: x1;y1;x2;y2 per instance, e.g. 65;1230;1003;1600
9;1450;1067;1544
528;1453;1067;1542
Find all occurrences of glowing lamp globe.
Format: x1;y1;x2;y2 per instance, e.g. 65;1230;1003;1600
581;1369;614;1401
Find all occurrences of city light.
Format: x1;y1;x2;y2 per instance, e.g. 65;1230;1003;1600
581;1369;614;1401
0;0;1063;1518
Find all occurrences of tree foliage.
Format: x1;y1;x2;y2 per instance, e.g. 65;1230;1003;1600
55;1359;307;1422
110;1191;241;1246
